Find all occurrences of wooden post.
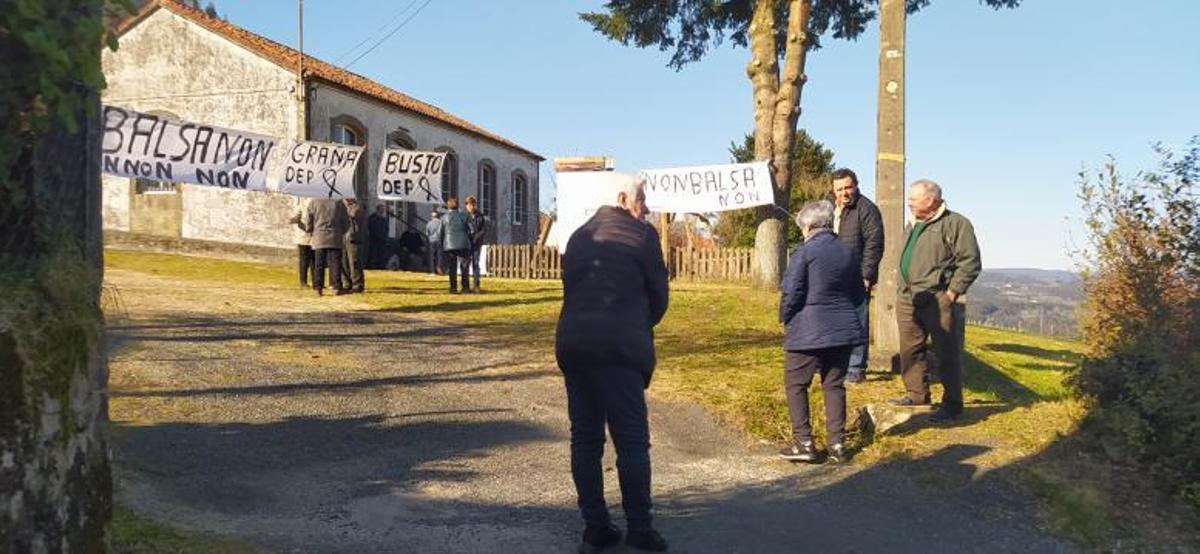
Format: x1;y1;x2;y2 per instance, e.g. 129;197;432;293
658;212;671;278
873;0;905;372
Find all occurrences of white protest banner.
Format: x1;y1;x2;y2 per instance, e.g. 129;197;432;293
269;140;365;198
376;149;446;203
100;105;278;191
554;170;633;254
640;161;773;213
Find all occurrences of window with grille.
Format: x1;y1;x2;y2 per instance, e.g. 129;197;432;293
512;172;527;225
478;161;496;217
440;151;458;202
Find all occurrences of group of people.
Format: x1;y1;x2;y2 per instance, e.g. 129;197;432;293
778;171;981;464
290;197;369;296
424;195;489;294
554;170;981;552
291;195;492;295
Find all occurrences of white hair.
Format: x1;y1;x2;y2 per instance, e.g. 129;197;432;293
795;200;835;231
910;179;943;201
610;173;645;205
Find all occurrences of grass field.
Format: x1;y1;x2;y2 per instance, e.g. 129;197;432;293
106;250;1198;549
105;250;1082;451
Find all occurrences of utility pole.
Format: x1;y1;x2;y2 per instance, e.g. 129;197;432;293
872;0;905;371
296;0;307;140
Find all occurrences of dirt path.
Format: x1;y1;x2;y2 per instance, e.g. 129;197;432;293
105;268;1073;553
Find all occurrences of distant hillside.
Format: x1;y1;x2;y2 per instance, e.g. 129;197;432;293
967;268;1082;337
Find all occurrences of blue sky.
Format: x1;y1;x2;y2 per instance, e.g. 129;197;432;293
220;0;1199;270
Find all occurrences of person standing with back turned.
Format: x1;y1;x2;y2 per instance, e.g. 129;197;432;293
441;197;471;294
556;175;670;553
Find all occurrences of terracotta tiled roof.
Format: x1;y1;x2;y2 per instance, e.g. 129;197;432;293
116;0;543;161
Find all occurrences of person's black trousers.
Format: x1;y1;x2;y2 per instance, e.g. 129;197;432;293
313;248;342;292
297;245;315;287
561;363;652;531
784;346;852;446
459;246;482;291
445;250;468;292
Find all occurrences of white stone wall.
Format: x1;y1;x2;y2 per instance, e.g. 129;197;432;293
309;85;541;243
100;9;302;248
102;178;130;231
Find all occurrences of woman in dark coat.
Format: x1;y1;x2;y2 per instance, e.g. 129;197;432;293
778;200;867;463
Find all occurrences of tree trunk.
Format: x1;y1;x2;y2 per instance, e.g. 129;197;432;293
748;0;813;290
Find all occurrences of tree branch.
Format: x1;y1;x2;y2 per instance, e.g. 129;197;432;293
747;0;779;164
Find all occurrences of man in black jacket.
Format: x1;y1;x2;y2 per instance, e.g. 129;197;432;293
367;204;390;269
828;168;884;383
556;176;669;553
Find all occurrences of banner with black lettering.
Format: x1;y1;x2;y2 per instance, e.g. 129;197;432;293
554;170;633;254
640;161;773;213
100;105;278;191
269;141;365;198
375;149;446;203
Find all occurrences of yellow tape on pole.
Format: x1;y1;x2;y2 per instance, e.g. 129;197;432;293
877;152;905;163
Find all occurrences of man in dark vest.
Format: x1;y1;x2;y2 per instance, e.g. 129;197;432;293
827;168;884;383
556;175;669;553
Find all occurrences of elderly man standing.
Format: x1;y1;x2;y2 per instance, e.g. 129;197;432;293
828;168;884;384
304;197;349;296
340;198;367;293
891;180;981;421
556;175;669;553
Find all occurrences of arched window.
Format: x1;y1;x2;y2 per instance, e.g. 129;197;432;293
387;129;416;150
511;170;528;225
331;124;359;146
477;160;496;217
438;149;458;202
329;115;367;200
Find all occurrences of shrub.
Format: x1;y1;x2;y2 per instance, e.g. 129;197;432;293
1072;137;1199;509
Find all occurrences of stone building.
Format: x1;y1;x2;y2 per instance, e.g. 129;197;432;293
102;0;542;261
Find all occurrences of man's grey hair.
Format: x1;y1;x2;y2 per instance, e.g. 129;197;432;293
617;174;645;203
609;171;648;206
910;179;943;200
795;200;835;231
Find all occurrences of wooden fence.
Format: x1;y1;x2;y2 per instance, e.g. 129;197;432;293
487;244;754;282
671;247;754;281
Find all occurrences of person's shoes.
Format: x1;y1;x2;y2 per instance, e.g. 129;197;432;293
779;440;819;463
579;522;622;553
449;289;459;294
625;528;668;552
845;372;866;385
354;287;364;294
888;396;930;407
334;289;350;296
315;287;324;297
929;407;963;422
827;443;850;464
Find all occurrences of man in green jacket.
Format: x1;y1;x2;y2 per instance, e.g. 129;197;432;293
891;179;981;421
